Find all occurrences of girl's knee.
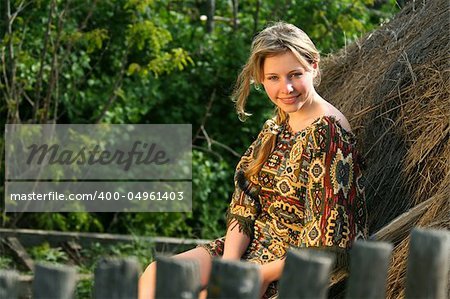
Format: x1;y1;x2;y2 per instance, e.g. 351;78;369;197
140;260;157;282
139;261;157;299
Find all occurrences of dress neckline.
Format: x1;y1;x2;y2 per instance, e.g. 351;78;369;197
284;115;355;138
284;115;327;136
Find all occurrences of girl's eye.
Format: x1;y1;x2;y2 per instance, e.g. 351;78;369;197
267;76;278;81
290;73;303;79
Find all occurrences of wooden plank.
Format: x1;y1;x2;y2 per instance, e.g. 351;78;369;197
94;258;140;299
370;195;435;242
327;196;436;290
345;241;393;299
207;259;261;299
405;228;450;299
0;228;210;254
0;270;19;299
3;237;34;271
61;240;83;266
155;256;201;299
32;263;77;299
14;273;91;299
278;249;335;299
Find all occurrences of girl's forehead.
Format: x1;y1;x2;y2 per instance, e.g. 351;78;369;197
263;52;308;72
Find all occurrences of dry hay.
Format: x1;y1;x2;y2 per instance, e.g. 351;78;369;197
317;0;449;297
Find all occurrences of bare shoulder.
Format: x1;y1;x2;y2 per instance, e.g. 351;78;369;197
321;101;352;132
330;109;352;132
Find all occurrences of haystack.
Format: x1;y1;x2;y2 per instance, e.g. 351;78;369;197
318;0;449;297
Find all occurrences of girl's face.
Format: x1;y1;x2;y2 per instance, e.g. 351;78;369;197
262;51;317;115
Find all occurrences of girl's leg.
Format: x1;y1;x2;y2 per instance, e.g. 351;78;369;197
138;246;212;299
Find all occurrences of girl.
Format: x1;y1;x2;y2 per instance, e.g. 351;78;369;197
139;21;368;299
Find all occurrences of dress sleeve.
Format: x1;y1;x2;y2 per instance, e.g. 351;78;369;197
311;117;368;250
226;119;278;238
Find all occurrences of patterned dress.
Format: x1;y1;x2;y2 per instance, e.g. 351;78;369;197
199;115;368;298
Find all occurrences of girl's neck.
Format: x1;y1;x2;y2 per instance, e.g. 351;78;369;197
288;93;324;126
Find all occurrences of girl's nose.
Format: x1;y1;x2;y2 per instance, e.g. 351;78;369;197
282;79;294;94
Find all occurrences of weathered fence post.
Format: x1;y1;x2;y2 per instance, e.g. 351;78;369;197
405;228;450;299
0;270;19;299
94;257;140;299
32;263;77;299
278;249;335;299
207;258;261;299
345;241;393;299
155;256;200;299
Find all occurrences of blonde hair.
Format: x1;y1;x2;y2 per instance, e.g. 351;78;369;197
232;22;321;180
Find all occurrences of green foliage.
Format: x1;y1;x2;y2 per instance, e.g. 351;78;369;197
74;239;155;298
105;150;232;239
29;242;69;264
0;255;14;269
0;0;399;239
76;279;93;299
0;0;192;123
79;240;154;272
191;150;232;238
20;212;103;232
25;240;154;298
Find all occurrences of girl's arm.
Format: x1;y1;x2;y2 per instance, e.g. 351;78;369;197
260;258;285;282
222;220;251;260
222;221;286;297
259;258;286;296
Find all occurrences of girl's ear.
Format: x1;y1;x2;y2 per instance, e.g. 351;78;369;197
311;62;319;77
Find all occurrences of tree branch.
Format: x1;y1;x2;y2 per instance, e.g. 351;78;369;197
253;0;260;35
192;144;222;160
33;0;56;123
42;2;68;123
231;0;238;31
94;48;128;123
193;88;216;143
206;0;215;33
56;0;102;121
4;0;28;123
197;135;241;158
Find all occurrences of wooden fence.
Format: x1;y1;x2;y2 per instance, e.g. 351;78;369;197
1;227;449;299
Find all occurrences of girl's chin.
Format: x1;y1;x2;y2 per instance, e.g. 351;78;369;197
277;102;305;114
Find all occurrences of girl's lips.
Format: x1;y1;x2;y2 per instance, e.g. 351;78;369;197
278;95;299;104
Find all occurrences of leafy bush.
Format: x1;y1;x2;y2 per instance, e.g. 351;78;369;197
29;242;69;264
191;150;232;239
1;0;399;238
109;150;233;239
